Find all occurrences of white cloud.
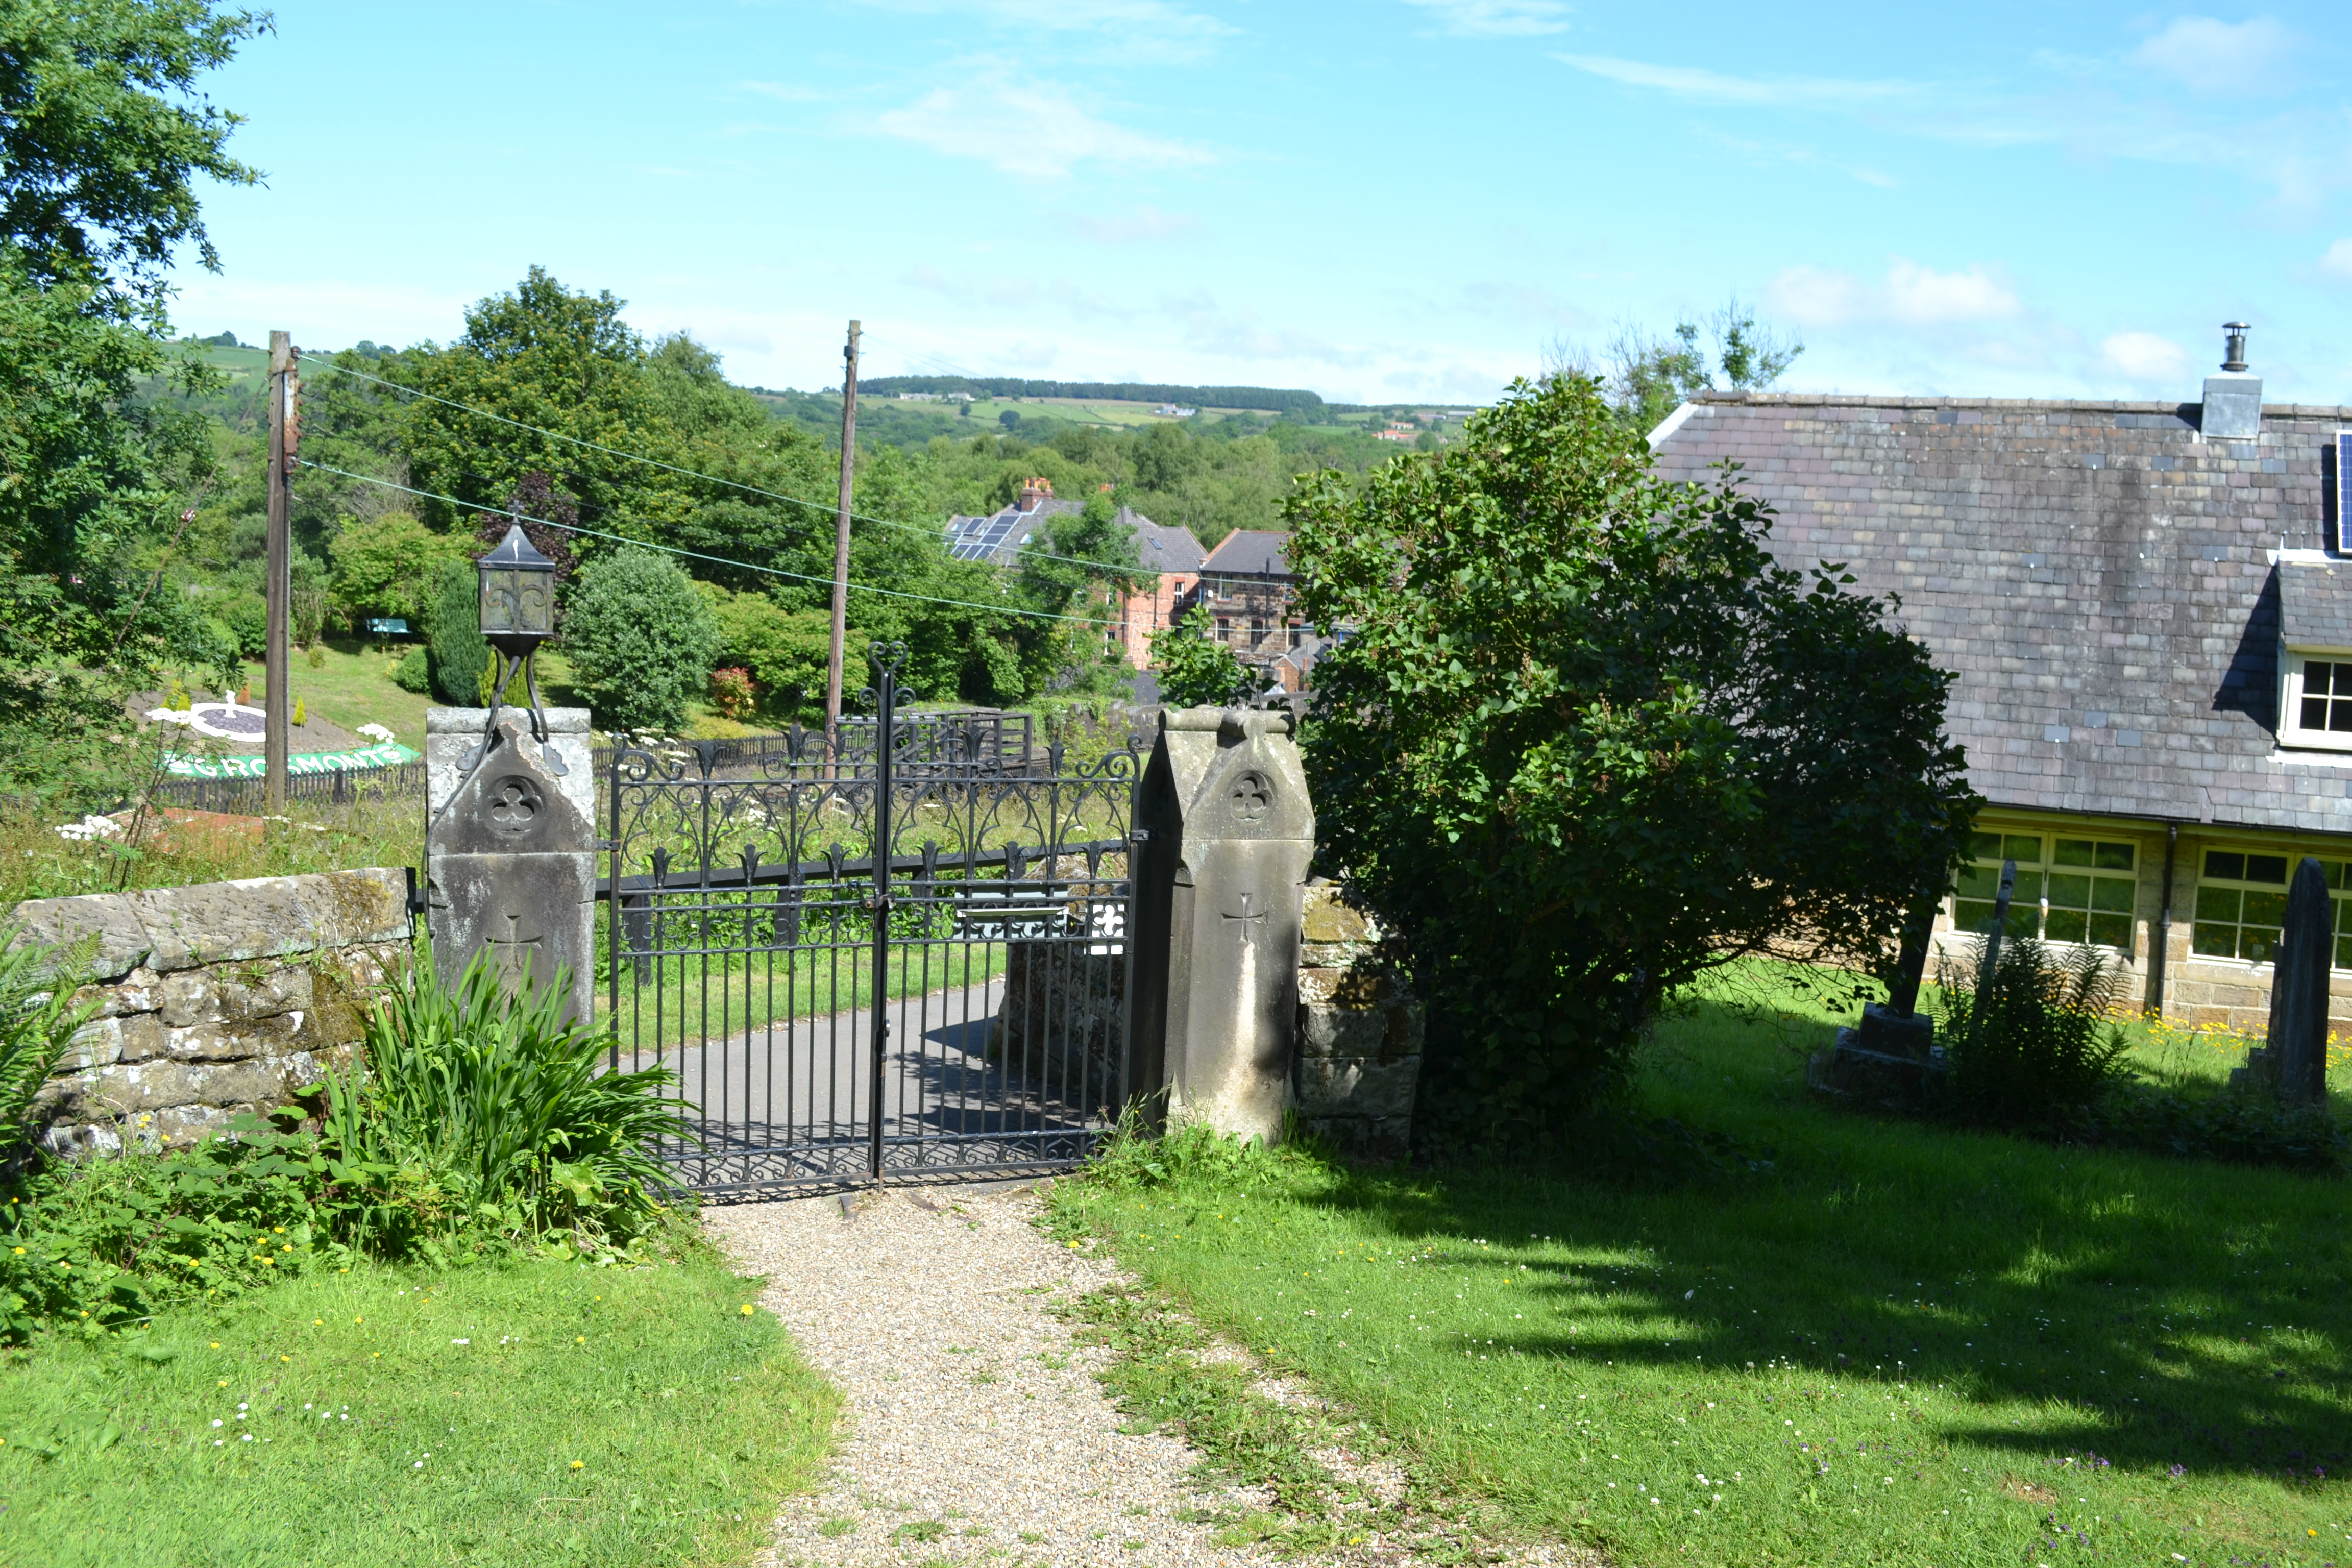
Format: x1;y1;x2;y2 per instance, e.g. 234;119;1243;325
2101;331;2189;381
1066;204;1202;242
1400;0;1571;39
873;85;1214;179
1555;54;1919;109
2130;16;2294;95
1766;260;2020;328
2319;238;2352;283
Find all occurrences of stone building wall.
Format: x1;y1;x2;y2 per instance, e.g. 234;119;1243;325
8;869;412;1155
1293;879;1422;1160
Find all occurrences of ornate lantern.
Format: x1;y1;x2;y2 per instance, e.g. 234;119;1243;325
464;512;566;774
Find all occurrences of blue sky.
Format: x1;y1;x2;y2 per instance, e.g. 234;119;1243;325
166;2;2352;405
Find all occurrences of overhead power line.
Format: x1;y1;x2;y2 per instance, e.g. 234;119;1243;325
296;349;1178;578
297;460;1125;628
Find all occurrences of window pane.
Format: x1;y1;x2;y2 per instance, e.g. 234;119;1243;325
2090;876;2136;912
2306;695;2333;730
2047;872;2092;910
2002;835;2042;864
2328;861;2349;890
2044;909;2088;943
2195;886;2242;923
2012;871;2045;906
1955;865;1999;900
2095;842;2135;871
1954;899;1996;934
2312;660;2339;695
2246;855;2288;885
1968;831;2002;860
2193;922;2237;957
2005;903;2039;939
2206;850;2245;880
2241;928;2278;964
2243;891;2288;928
2053;838;2094;867
2087;912;2133;949
2331;699;2352;733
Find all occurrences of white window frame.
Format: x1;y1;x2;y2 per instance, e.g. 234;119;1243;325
2279;647;2352;752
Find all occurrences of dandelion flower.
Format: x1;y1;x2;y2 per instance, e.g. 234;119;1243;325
739;1304;754;1317
571;1460;584;1469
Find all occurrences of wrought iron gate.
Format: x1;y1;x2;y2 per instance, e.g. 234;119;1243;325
604;645;1142;1195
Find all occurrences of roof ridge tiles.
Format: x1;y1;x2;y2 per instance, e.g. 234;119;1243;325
1692;390;2352;418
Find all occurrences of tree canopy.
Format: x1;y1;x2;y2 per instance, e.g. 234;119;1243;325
1287;374;1975;1146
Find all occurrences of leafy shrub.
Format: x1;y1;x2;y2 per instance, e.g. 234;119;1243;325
0;1113;342;1339
562;546;720;732
390;646;430;693
427;555;489;705
0;950;694;1338
1147;603;1254;708
708;666;755;721
1287;374;1975;1145
2067;1081;2347;1173
319;950;688;1255
218;593;267;658
1934;937;2130;1129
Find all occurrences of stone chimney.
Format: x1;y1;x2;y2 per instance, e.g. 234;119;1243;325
1017;477;1054;511
2202;321;2262;440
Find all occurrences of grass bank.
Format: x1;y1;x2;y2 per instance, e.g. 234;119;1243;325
0;1250;837;1567
1049;978;2352;1568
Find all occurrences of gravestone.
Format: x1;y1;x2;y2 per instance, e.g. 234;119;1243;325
2249;855;2332;1105
424;709;597;1021
1130;706;1315;1144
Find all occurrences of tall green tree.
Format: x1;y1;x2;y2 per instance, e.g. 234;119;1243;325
1287;374;1974;1147
0;0;265;321
0;1;261;803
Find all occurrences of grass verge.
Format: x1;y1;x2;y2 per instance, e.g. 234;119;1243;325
0;1246;838;1567
1048;979;2352;1568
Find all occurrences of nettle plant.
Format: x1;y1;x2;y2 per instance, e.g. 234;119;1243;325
1286;374;1977;1144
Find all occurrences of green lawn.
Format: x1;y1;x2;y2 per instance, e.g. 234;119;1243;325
0;1247;837;1568
1050;977;2352;1568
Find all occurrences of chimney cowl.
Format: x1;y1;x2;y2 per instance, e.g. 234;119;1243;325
2221;321;2250;374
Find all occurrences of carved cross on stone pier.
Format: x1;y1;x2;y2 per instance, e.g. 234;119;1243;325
486;910;543;985
1220;892;1267;950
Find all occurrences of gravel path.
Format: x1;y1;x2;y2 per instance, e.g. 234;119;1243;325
706;1185;1282;1568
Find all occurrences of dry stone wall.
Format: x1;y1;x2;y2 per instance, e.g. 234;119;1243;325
7;869;412;1155
1293;879;1422;1160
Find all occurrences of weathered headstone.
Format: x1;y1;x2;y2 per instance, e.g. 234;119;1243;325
1130;706;1315;1144
2255;855;2332;1105
424;708;597;1021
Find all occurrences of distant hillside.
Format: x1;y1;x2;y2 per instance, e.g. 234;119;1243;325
859;377;1326;418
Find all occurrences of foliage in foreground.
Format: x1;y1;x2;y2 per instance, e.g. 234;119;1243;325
1288;374;1978;1144
1048;987;2352;1568
0;927;99;1164
1147;602;1256;708
0;1253;838;1568
0;951;692;1338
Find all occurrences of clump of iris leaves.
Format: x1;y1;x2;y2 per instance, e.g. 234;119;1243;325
0;928;690;1342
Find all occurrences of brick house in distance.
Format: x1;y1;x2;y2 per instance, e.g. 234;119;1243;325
944;479;1210;670
1647;326;2352;1032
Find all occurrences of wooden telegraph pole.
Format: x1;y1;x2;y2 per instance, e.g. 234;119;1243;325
264;330;297;815
824;320;861;756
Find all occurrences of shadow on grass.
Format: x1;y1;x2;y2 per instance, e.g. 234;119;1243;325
1293;991;2350;1482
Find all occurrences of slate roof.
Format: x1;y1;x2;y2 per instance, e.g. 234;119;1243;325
943;497;1080;565
1201;529;1291;578
1119;507;1204;575
1647;391;2352;838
